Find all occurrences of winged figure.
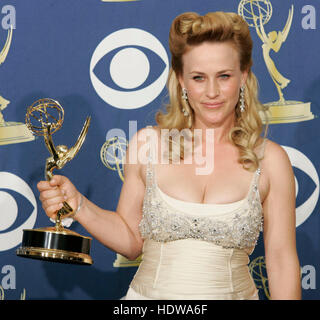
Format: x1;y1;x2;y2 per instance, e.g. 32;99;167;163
253;5;294;103
44;116;91;181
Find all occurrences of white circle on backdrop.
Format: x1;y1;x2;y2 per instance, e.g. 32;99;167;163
0;191;18;231
282;146;319;227
110;47;150;89
90;28;169;109
294;176;298;198
0;172;37;251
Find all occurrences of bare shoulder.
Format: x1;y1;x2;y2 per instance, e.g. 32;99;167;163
258;139;295;207
262;139;293;178
129;125;160;143
126;125;160;182
263;139;291;164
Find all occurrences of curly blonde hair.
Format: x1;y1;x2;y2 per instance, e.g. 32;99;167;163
155;11;268;171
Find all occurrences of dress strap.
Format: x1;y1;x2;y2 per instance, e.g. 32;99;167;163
249;138;267;200
146;125;157;163
145;126;156;189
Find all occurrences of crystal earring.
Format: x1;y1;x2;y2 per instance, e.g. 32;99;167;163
182;88;188;100
181;88;189;116
240;86;245;113
182;108;189;117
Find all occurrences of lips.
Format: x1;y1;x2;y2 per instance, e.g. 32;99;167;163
202;101;224;109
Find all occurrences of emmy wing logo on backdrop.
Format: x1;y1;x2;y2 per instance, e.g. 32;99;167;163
238;0;314;123
0;26;34;145
100;136;128;182
90;28;169;109
249;256;269;299
0;172;37;252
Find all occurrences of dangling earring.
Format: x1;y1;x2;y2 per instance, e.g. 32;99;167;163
182;108;189;117
240;86;245;113
182;88;188;100
181;88;189;117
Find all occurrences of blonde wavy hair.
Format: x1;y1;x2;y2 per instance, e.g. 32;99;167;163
155;11;268;171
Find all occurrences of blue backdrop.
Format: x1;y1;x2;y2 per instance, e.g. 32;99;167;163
0;0;319;300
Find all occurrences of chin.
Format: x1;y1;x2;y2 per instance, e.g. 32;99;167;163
204;114;225;125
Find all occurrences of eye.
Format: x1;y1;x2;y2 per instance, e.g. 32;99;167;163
90;28;169;109
192;75;204;81
219;74;230;79
0;172;37;252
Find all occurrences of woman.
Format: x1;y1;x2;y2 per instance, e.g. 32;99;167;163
37;12;301;300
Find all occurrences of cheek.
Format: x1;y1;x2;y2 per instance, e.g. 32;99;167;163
220;81;240;101
185;82;204;101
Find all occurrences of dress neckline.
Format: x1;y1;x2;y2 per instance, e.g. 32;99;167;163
151;160;260;208
145;125;265;209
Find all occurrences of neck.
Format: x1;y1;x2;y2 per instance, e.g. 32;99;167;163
192;114;236;145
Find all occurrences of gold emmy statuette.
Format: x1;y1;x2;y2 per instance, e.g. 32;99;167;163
0;26;34;145
16;98;93;265
238;0;314;124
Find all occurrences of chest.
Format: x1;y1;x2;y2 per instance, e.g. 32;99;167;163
141;147;259;205
157;162;255;204
139;160;264;250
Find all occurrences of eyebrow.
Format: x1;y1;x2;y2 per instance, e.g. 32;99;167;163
189;69;234;75
217;69;234;74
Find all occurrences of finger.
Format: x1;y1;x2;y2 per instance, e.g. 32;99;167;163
49;175;68;188
39;187;67;199
37;181;53;192
42;195;66;208
59;187;76;202
40;190;66;204
44;203;63;218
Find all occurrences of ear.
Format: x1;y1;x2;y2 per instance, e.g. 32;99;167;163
241;69;249;87
177;73;185;90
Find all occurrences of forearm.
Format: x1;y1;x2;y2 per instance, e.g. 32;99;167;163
267;253;301;300
74;196;143;260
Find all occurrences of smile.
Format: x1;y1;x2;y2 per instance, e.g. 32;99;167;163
202;102;224;109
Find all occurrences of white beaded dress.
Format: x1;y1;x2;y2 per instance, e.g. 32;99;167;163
124;130;266;300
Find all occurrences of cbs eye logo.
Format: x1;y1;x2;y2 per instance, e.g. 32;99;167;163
90;28;169;109
0;172;37;252
282;146;319;227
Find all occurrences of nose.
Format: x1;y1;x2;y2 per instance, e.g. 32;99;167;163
206;79;220;98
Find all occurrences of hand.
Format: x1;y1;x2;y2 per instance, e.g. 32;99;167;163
37;175;81;221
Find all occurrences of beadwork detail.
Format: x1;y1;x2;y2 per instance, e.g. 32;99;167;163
139;133;264;252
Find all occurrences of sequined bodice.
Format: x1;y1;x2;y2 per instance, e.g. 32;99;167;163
139;134;264;255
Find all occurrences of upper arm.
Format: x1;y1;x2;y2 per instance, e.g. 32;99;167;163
115;127;150;247
262;141;297;261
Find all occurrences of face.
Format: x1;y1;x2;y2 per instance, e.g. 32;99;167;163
178;41;248;129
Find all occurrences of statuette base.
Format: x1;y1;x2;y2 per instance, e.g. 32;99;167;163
0;122;35;145
260;101;314;124
16;227;93;265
